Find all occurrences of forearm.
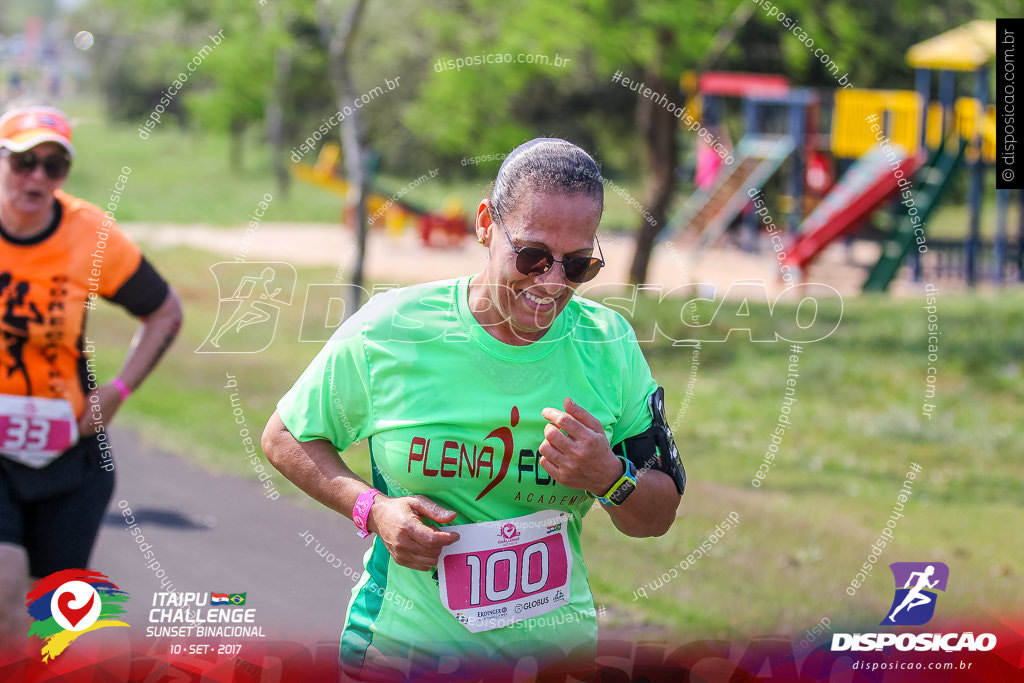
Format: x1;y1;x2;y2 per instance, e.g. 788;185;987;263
261;410;376;525
116;289;184;389
602;469;679;538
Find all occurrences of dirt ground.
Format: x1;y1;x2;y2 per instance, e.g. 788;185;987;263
122;222;967;300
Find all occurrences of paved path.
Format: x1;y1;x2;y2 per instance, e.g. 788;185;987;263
91;427;372;642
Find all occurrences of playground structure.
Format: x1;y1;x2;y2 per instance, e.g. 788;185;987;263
673;71;802;263
292;142;469;247
670;20;1018;292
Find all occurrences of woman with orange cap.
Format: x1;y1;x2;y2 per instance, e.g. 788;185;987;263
0;105;183;638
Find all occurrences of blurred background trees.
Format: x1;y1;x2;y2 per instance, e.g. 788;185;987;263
1;0;1015;279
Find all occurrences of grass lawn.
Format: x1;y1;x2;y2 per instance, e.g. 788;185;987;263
85;243;1024;643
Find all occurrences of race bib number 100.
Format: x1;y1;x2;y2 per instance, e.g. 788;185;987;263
438;510;572;633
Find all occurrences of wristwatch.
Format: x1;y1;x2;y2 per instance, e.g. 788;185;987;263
596;456;637;506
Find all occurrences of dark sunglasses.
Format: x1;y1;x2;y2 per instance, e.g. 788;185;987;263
3;149;72;180
491;206;605;283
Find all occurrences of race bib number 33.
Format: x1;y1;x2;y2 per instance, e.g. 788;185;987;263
0;394;78;468
438;510;572;633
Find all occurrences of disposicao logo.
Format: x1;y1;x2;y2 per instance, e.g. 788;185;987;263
26;569;129;662
832;562;996;653
883;562;948;626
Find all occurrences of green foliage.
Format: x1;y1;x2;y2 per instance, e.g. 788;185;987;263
181;1;270;136
402;0;740;174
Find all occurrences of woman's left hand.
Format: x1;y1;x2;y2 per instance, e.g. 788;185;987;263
77;383;124;437
539;397;623;496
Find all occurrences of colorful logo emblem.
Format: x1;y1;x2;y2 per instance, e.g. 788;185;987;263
883;562;949;626
26;569;129;662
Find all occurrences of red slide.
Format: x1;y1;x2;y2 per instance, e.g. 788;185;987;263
782;146;926;272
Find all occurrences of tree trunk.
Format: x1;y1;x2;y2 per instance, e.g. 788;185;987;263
318;0;370;316
229;117;245;173
628;7;754;285
266;45;294;200
629;29;678;285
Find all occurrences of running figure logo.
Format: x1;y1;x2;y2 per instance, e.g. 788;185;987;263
198;262;296;353
882;562;949;626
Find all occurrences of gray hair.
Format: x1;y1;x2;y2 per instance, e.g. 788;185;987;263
490;138;604;221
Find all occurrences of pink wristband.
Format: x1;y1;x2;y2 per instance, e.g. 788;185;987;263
111;377;131;402
353;488;381;539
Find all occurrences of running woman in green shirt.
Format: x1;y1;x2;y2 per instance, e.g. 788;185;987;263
263;138;685;681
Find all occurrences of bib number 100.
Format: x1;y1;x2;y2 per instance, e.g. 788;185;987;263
443;533;569;610
466;541;549;606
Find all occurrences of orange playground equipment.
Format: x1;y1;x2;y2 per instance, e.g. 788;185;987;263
293;142;469;247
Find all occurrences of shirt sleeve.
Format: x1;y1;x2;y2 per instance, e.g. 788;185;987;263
95;221;144;299
105;256;171;317
610;321;658;447
276;318;374;452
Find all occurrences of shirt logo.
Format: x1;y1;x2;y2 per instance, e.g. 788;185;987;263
475;406;519;500
407;406;520;501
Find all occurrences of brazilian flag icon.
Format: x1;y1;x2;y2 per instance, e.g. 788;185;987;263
228;593;247;606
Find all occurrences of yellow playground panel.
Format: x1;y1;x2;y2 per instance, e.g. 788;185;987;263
831;90;996;163
291;142;417;240
832;89;921;159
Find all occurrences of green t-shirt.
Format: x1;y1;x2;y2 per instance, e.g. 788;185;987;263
277;275;657;675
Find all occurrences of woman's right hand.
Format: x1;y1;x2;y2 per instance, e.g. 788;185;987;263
366;495;461;571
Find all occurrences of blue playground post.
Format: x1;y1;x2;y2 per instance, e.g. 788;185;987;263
995;189;1009;284
915;68;930;150
965;65;988;286
785;92;807;233
1018;190;1024;282
912;69;930;283
740;97;760;252
939;70;955;135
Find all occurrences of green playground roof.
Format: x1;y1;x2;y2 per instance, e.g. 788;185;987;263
906;20;996;71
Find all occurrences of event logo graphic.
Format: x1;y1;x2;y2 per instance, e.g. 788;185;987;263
211;592;247;606
833;560;993;652
883;562;949;626
197;262;296;353
26;569;129;662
